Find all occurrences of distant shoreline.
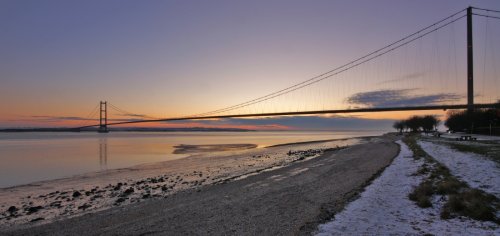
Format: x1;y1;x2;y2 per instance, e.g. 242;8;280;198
0;127;254;132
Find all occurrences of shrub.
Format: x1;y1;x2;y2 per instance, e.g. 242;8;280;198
442;189;498;222
435;178;465;195
409;181;434;208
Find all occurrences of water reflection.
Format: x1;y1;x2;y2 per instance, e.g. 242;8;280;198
0;131;384;187
99;137;108;170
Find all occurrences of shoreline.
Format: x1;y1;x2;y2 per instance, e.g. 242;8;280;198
2;134;399;235
0;136;367;190
0;135;370;229
265;135;377;148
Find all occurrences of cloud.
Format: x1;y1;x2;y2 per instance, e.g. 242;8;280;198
346;89;463;108
27;115;144;123
378;72;426;85
30;116;95;122
113;113;150;118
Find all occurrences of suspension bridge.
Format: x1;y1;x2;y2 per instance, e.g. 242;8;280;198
75;7;500;133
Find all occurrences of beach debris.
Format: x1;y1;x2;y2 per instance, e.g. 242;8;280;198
72;191;82;198
123;187;134;195
26;206;43;214
287;149;324;160
113;183;123;191
49;201;62;208
77;203;91;210
115;197;126;204
90;194;103;201
30;217;44;222
7;206;18;214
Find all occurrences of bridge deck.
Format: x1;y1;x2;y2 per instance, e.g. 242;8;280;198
76;103;498;129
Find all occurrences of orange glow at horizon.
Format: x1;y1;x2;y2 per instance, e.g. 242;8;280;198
0;114;294;131
353;110;448;120
0;109;455;131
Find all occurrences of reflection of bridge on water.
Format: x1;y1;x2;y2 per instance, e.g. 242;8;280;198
99;137;107;170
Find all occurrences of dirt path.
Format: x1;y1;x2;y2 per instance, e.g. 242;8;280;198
3;137;398;236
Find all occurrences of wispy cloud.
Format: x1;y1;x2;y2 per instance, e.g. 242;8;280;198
113;113;149;118
26;116;143;123
30;116;95;122
377;72;426;85
346;89;463;108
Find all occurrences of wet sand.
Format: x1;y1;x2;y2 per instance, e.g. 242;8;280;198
1;135;399;235
172;143;258;154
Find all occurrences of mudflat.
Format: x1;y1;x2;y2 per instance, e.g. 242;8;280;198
4;136;399;235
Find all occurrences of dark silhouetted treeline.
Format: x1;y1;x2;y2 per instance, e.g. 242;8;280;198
445;107;500;135
393;115;439;133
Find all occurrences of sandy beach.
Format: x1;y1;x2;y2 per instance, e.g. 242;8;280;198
0;134;399;235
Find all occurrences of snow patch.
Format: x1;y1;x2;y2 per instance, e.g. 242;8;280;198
315;141;498;235
419;141;500;199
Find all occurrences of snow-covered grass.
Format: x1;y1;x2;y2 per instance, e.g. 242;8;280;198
315;140;499;235
419;141;500;199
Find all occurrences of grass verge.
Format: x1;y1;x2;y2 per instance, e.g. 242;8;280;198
445;142;500;164
403;135;499;224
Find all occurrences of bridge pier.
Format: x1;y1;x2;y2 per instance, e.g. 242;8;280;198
98;101;109;133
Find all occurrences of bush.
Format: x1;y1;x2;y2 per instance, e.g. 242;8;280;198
409;181;434;208
442;189;498;222
435;178;465;195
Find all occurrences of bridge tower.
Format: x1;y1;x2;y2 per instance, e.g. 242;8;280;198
467;6;474;113
98;101;109;133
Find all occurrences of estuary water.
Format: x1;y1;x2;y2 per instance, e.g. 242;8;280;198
0;131;383;188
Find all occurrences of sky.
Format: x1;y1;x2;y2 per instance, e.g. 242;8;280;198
1;0;499;130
